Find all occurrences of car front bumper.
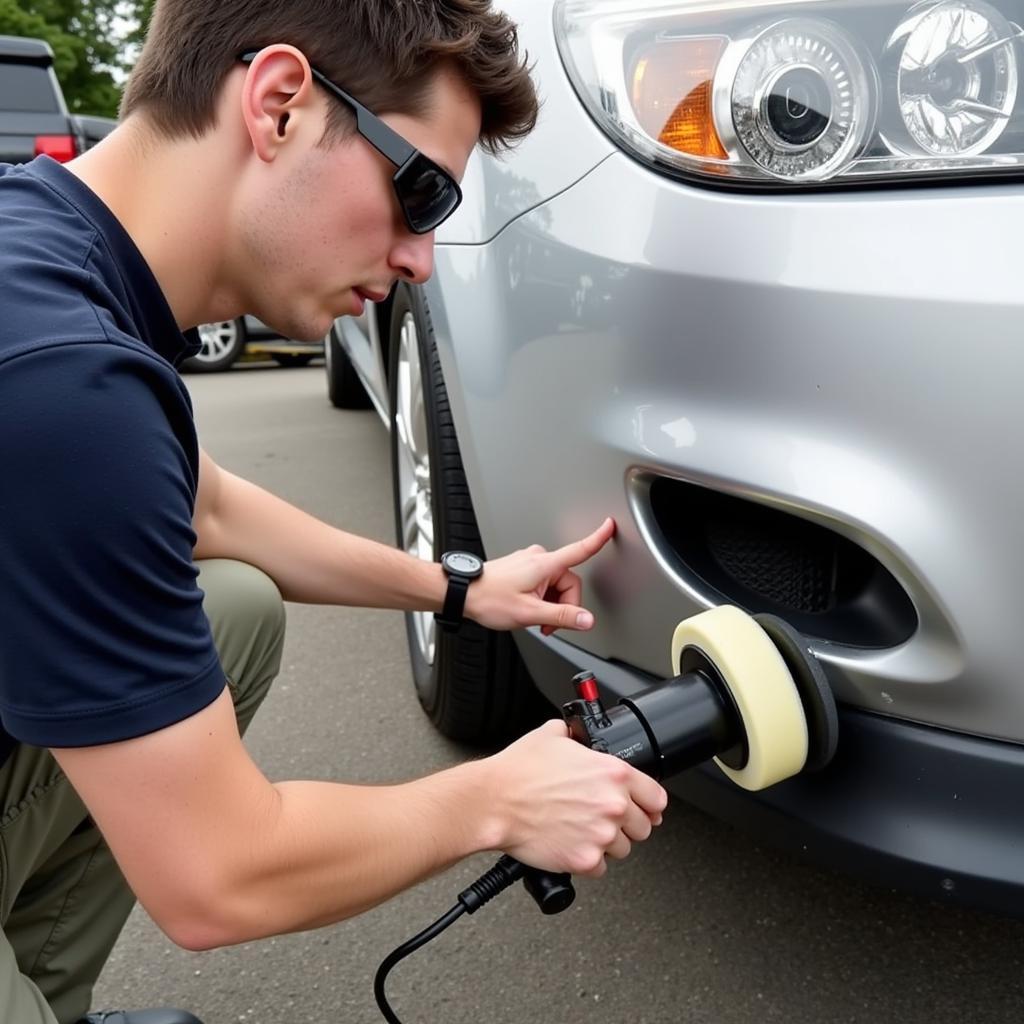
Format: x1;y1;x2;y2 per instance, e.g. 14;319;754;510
426;145;1024;909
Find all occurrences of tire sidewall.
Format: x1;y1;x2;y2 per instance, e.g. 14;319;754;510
387;283;544;744
327;324;371;408
388;285;447;714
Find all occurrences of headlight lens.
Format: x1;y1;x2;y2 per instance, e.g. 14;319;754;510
722;18;875;180
554;0;1024;187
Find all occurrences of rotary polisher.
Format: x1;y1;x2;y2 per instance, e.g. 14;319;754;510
375;604;839;1022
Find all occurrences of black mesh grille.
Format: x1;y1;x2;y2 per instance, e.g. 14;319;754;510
705;519;837;613
647;477;918;648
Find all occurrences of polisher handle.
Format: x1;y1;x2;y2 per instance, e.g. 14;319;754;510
520;863;576;914
506;671;603;914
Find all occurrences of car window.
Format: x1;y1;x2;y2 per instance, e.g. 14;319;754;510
0;64;59;113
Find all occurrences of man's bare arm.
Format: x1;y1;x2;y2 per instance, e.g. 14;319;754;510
193;448;447;610
192;448;617;632
52;691;666;951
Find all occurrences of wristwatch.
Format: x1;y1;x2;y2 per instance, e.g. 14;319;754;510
436;551;484;633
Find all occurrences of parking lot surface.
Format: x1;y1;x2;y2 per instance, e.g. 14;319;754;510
94;364;1024;1024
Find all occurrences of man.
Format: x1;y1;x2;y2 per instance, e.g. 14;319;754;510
0;2;668;1022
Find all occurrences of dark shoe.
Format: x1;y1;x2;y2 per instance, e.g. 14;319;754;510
76;1012;203;1024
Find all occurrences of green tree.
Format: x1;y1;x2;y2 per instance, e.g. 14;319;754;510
0;0;78;77
126;0;152;49
0;0;153;117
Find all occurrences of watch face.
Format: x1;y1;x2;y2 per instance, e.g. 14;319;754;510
443;551;483;577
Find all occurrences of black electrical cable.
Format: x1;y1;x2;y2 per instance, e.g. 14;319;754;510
374;903;465;1023
374;855;528;1023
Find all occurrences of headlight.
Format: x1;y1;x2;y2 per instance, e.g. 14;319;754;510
554;0;1024;187
719;18;875;181
884;0;1018;156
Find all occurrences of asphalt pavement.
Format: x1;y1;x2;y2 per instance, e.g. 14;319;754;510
94;363;1024;1024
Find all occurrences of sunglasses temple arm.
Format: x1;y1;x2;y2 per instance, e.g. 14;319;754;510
352;109;418;169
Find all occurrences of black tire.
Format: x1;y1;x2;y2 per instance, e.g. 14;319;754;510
182;319;247;373
388;283;545;747
272;353;315;368
325;325;372;408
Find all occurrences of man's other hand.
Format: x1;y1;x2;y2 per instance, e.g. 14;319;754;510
465;517;615;636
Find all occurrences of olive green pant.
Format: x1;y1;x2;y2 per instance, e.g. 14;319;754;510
0;559;286;1024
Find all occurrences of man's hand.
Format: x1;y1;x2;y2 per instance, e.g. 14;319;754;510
464;517;615;636
479;719;668;877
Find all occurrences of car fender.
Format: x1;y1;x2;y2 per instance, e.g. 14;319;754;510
435;0;615;245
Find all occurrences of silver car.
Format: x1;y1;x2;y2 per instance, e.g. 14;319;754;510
327;0;1024;915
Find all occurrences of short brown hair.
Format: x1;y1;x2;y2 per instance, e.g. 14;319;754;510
121;0;538;154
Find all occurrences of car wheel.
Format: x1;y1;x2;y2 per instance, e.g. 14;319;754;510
272;353;315;368
325;325;372;408
184;319;247;373
388;283;545;746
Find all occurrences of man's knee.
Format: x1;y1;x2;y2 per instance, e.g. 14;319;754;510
196;559;286;717
205;559;285;637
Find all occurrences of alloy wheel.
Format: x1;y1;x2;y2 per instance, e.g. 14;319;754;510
196;320;241;364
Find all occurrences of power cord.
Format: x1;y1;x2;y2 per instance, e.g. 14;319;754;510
374;855;528;1023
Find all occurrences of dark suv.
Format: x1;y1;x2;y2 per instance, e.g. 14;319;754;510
0;35;84;165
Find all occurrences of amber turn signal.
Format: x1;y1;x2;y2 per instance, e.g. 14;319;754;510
631;38;727;160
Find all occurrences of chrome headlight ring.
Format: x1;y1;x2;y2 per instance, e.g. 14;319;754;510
714;18;878;182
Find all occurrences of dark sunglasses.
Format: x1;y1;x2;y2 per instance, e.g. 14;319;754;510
239;50;462;234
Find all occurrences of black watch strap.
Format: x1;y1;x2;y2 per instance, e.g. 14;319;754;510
437;574;471;631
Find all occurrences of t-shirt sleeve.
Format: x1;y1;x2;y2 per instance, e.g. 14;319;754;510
0;340;226;747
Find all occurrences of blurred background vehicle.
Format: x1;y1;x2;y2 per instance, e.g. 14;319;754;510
0;35;121;161
71;111;116;149
184;316;324;373
326;0;1024;917
0;34;84;163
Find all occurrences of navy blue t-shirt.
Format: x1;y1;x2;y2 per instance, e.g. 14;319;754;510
0;156;227;766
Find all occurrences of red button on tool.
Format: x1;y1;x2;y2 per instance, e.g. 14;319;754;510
574;673;600;703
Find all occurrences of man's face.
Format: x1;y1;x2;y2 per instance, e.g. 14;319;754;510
235;63;481;342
